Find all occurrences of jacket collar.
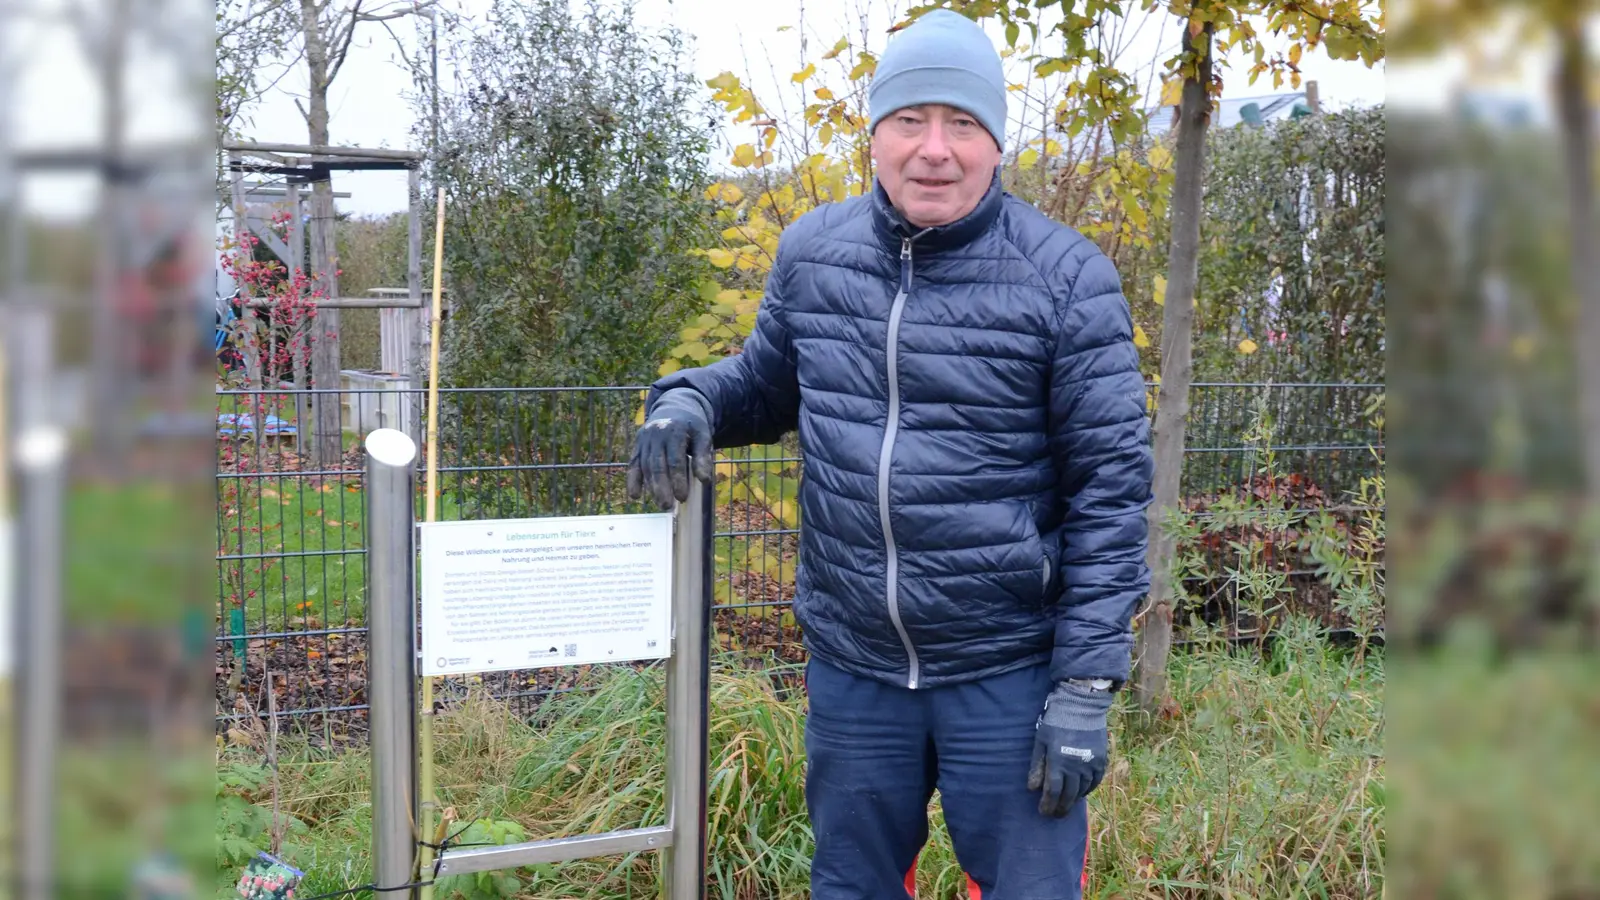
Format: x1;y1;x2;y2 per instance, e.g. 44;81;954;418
870;167;1004;256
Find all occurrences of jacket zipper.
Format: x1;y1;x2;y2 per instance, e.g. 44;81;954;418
878;236;920;689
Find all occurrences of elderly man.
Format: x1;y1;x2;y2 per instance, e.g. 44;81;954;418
627;9;1152;899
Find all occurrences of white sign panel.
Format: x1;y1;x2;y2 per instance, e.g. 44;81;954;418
418;513;674;677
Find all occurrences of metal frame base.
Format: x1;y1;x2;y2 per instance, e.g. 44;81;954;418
435;825;673;877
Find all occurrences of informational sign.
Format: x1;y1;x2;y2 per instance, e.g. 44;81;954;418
418;513;674;677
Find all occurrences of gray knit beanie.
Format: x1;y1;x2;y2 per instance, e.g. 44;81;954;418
867;9;1008;149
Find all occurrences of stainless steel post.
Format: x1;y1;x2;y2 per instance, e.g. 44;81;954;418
664;470;710;900
365;428;420;898
13;424;64;900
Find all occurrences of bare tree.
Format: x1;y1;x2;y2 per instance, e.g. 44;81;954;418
278;0;433;464
216;0;300;142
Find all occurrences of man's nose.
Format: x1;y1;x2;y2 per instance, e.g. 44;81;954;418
919;120;951;161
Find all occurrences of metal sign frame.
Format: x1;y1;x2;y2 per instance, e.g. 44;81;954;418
364;428;710;898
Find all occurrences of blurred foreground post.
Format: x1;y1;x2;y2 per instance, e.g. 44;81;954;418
5;299;62;900
13;423;65;900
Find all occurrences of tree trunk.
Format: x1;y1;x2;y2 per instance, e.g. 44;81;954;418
1552;24;1600;635
300;0;343;467
1133;23;1213;715
91;0;130;470
1555;30;1600;489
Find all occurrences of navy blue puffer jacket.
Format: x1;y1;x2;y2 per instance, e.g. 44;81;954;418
649;172;1153;690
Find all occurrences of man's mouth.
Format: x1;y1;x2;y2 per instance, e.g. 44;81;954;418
911;178;956;188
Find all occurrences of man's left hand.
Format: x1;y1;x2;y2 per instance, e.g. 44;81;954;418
1027;682;1112;817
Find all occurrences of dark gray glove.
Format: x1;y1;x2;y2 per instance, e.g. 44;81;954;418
626;388;713;509
1027;681;1112;817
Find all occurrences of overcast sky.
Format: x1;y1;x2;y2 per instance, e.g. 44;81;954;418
2;0;1569;220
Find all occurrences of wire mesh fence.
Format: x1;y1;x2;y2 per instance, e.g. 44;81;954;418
213;381;1384;742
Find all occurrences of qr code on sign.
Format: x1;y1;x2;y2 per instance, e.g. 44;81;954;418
564;644;577;658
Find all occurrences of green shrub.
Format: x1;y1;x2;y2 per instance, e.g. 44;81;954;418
431;0;716;392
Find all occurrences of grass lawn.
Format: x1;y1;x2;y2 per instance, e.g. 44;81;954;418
68;480;213;626
218;468;374;639
1385;640;1600;898
216;620;1391;900
218;454;482;640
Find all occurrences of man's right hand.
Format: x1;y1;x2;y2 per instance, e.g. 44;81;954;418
626;389;714;509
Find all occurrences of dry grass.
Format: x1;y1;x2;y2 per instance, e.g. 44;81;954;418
219;617;1387;899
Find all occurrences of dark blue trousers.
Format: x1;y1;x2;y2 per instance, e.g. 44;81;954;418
804;656;1090;900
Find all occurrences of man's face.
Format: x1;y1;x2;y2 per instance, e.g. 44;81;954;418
872;103;1002;229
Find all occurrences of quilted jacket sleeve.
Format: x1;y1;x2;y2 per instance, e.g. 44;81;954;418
1046;248;1154;687
647;244;801;449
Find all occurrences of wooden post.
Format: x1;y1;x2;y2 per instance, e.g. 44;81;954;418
307;179;343;467
288;183;304;274
1305;80;1320;114
229;163;265;444
286;182;314;431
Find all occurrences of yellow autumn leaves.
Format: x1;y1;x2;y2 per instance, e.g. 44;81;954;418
659;289;764;377
1016;138;1065;170
1138;276;1262;354
731;143;774;169
670;123;871;379
663;60;879;382
696;178;822;276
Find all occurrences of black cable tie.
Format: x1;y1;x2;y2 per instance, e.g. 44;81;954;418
415;818;496;858
373;879;437;893
277;883;375;900
275;878;438;900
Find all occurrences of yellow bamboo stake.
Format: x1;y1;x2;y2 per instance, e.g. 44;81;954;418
418;185;446;900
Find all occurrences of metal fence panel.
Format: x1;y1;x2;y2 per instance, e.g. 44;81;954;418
213;382;1384;737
